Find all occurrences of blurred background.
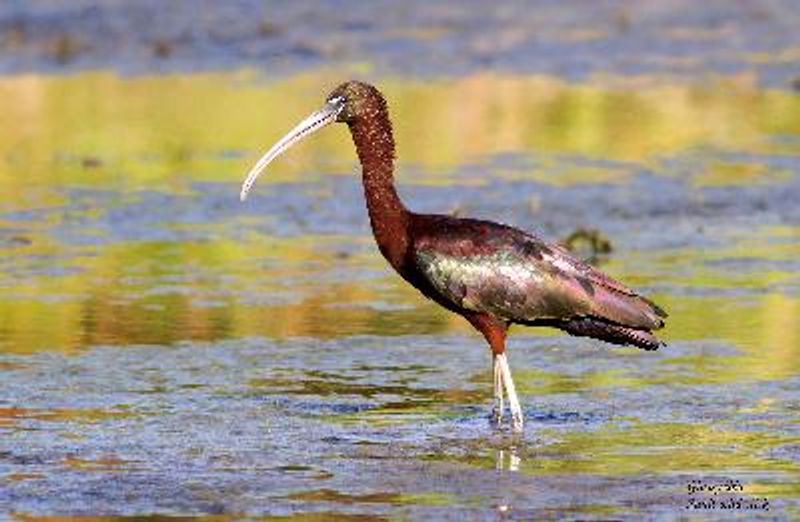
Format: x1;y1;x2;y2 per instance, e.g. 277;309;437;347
1;1;799;519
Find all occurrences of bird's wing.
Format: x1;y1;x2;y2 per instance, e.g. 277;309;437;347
412;216;665;330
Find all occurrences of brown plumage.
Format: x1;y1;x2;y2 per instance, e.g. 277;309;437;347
410;215;666;352
240;81;668;430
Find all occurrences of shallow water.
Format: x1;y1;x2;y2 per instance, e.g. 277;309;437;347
1;69;799;519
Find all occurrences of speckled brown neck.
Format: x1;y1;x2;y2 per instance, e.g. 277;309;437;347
347;97;410;270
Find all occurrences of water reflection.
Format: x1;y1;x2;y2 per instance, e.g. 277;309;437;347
3;334;798;516
495;446;521;472
2;72;799;190
0;72;798;358
0;73;799;518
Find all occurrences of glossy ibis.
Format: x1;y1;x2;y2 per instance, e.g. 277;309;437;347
240;81;667;431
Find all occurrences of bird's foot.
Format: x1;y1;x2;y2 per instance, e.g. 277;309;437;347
510;410;524;433
489;407;523;432
491;401;504;425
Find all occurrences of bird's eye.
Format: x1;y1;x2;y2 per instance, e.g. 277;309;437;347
328;95;346;106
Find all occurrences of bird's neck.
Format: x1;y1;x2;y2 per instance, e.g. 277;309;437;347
348;110;411;270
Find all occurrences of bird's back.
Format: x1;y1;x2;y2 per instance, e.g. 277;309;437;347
408;214;666;350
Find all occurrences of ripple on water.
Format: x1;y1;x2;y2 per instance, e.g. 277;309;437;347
1;336;798;516
1;65;799;517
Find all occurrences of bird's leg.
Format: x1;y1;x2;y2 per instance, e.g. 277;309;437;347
466;314;513;429
492;352;505;424
497;352;524;432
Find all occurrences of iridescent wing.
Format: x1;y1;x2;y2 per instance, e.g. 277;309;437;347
412;215;665;330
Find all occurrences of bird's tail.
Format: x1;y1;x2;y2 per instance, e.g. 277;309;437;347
561;316;664;351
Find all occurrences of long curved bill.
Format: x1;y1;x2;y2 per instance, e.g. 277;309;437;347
240;99;343;201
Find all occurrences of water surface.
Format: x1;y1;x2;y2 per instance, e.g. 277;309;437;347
1;71;799;519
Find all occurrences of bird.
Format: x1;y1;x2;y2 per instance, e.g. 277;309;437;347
240;81;667;431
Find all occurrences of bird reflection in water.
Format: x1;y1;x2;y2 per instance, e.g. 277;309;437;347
496;446;521;472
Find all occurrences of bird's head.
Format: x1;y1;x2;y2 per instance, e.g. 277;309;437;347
240;81;385;201
325;81;386;124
